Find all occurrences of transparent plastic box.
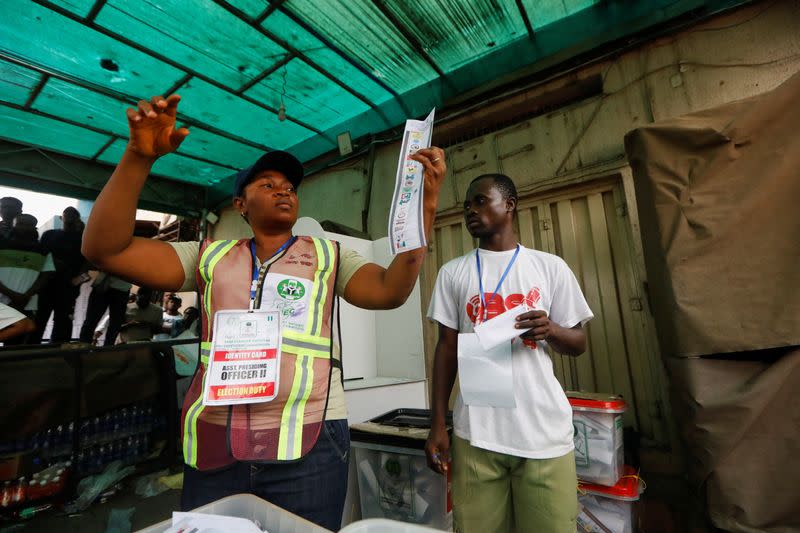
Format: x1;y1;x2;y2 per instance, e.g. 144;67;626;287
577;466;643;533
340;518;443;532
568;392;627;486
352;443;452;531
134;493;332;533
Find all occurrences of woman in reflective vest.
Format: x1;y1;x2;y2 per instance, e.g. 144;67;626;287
82;94;446;530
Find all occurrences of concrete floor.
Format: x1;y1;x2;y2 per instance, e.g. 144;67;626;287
1;486;180;533
1;469;714;533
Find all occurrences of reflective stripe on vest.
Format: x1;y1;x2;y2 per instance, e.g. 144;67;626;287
277;238;335;460
200;333;329;364
183;240;238;468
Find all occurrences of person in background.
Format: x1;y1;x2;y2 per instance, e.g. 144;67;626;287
32;207;88;342
0;301;36;344
159;293;183;338
0;214;54;344
425;174;593;533
81;93;445;529
79;272;132;346
168;302;198;338
118;287;163;343
0;197;22;240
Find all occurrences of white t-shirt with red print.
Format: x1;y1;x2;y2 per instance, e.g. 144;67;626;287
428;245;593;459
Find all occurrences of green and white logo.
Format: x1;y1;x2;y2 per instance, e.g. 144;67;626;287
277;279;305;300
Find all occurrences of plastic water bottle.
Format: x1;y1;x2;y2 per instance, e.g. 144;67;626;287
129;406;139;432
65;422;75;450
144;406;154;431
102;413;113;442
79;420;90;446
112;440;123;462
111;411;121;442
132;436;142;460
91;416;102;444
41;429;52;457
53;425;65;456
1;481;12;509
120;408;130;437
75;451;85;475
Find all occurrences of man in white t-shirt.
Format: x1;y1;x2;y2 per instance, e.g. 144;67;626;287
426;174;593;532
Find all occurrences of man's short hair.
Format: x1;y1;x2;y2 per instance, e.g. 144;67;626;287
168;295;182;306
1;197;23;209
14;213;38;227
470;174;518;203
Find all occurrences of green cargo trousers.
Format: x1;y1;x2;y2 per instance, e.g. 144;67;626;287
451;435;578;533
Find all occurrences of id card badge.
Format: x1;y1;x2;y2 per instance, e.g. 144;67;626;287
202;309;282;406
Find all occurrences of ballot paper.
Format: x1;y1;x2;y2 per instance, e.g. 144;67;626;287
388;108;435;255
473;305;532;351
457;333;515;407
167;512;265;533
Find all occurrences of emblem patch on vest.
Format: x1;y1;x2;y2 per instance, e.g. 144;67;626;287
277;278;306;300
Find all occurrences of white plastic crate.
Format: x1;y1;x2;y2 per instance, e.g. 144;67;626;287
134;493;332;533
568;392;626;486
340;518;443;532
577;466;643;533
352;442;452;531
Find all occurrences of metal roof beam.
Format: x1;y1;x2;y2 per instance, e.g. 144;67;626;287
211;0;395;125
369;0;449;81
272;2;411;116
91;136;117;161
515;0;536;41
0;100;240;171
255;0;288;24
0;140;205;216
163;73;193;97
0;51;275;153
85;0;108;23
23;74;50;110
35;0;327;137
236;53;294;95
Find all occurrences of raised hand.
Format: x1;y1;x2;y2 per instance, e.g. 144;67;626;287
410;147;446;207
125;94;189;159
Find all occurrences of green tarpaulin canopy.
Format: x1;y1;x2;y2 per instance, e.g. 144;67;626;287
0;0;747;214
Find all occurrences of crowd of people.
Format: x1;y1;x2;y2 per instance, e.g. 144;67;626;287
0;196;198;346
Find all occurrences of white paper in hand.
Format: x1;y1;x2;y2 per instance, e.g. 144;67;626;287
473;305;531;351
388;108;435;255
457;333;515;408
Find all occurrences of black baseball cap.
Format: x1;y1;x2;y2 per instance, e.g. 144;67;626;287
233;151;304;197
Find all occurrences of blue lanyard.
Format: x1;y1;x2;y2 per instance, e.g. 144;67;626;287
249;236;296;309
476;244;520;322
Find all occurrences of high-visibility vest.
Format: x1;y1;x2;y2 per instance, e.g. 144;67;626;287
181;236;338;470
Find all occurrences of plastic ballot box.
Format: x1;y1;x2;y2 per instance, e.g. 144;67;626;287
134;493;332;533
568;392;627;486
350;409;453;531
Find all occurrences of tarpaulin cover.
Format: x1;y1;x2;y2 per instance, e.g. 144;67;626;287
665;349;800;533
625;70;800;358
625;71;800;532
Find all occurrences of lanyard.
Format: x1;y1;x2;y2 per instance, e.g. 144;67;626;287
249;236;296;310
476;244;520;322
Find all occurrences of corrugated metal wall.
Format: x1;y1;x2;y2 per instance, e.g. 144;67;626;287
420;175;672;447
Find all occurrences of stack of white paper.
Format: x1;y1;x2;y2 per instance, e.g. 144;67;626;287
165;512;265;533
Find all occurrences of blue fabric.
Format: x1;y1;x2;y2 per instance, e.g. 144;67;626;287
181;419;350;530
